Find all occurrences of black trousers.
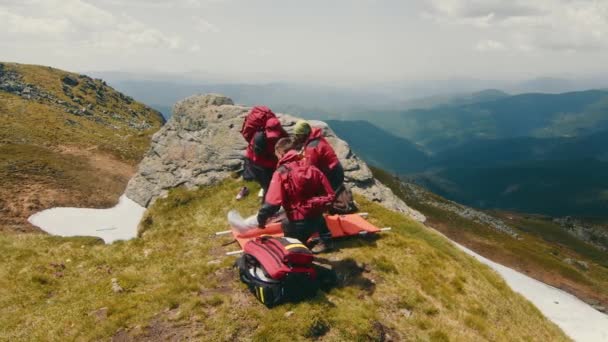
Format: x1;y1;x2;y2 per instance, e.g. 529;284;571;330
282;216;331;245
243;158;274;202
327;163;344;192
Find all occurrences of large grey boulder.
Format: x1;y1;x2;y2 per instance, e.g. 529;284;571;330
125;94;425;222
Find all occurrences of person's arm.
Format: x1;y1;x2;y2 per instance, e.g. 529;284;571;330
319;171;335;201
303;169;335;210
257;172;282;227
320;139;340;170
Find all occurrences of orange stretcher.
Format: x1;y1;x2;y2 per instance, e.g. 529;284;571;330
226;213;386;250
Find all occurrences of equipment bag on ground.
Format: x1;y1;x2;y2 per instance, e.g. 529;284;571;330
330;184;358;215
237;236;318;307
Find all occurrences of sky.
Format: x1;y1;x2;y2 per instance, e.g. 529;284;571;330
1;0;608;84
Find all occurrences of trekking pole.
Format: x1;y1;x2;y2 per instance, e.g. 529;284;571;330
226;250;244;256
215;230;232;236
380;227;392;232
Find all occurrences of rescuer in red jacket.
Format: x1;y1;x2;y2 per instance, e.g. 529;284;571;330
240;106;288;201
257;137;336;253
292;120;344;191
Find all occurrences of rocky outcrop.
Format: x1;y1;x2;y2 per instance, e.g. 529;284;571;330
0;63;163;130
553;217;608;251
398;181;518;237
125;94;425;222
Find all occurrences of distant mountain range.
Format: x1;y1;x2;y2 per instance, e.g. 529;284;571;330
326;120;429;173
84;70;608;218
327;89;608;218
89;71;608;120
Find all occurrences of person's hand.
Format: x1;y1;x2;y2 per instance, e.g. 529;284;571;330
257;215;266;229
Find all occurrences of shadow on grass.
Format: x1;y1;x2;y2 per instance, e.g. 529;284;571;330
331;233;381;251
314;257;376;295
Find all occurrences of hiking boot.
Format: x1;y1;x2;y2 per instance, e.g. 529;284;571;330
236;186;249;200
311;240;333;254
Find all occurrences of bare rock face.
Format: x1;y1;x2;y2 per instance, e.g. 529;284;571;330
125;94;425;222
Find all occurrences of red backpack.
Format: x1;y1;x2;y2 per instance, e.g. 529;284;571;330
278;162;334;220
240;106;276;143
238;236;318;307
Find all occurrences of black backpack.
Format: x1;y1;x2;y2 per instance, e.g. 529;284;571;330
237;252;318;308
329;184;358;215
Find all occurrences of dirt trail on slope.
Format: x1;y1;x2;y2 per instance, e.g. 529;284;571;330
0;145;136;234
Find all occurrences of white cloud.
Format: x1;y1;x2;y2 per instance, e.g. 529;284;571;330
0;0;183;50
194;18;220;33
427;0;543;21
475;39;506;52
424;0;608;52
94;0;225;9
0;8;70;36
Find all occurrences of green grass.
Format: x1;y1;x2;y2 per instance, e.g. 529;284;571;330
1;63;164;162
372;166;608;309
0;180;568;341
506;214;608;268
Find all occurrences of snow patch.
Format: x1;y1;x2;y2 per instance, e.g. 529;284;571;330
28;195;145;244
454;242;608;342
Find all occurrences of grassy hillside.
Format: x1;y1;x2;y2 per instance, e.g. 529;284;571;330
0;62;165;233
372;167;608;312
0;179;568;341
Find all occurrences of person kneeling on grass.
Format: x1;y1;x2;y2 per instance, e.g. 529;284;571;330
256;137;336;254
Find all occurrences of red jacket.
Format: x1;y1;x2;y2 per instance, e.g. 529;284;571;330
302;127;340;175
242;107;287;169
260;150;335;222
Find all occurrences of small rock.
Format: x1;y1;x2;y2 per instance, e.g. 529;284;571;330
62;75;79;87
111;278;124;293
168;309;181;320
592;305;606;313
563;258;589;271
574;260;589;271
89;307;108;321
284;311;295;318
400;309;412;318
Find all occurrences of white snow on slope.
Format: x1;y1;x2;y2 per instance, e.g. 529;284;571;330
454;242;608;342
28;195;145;244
